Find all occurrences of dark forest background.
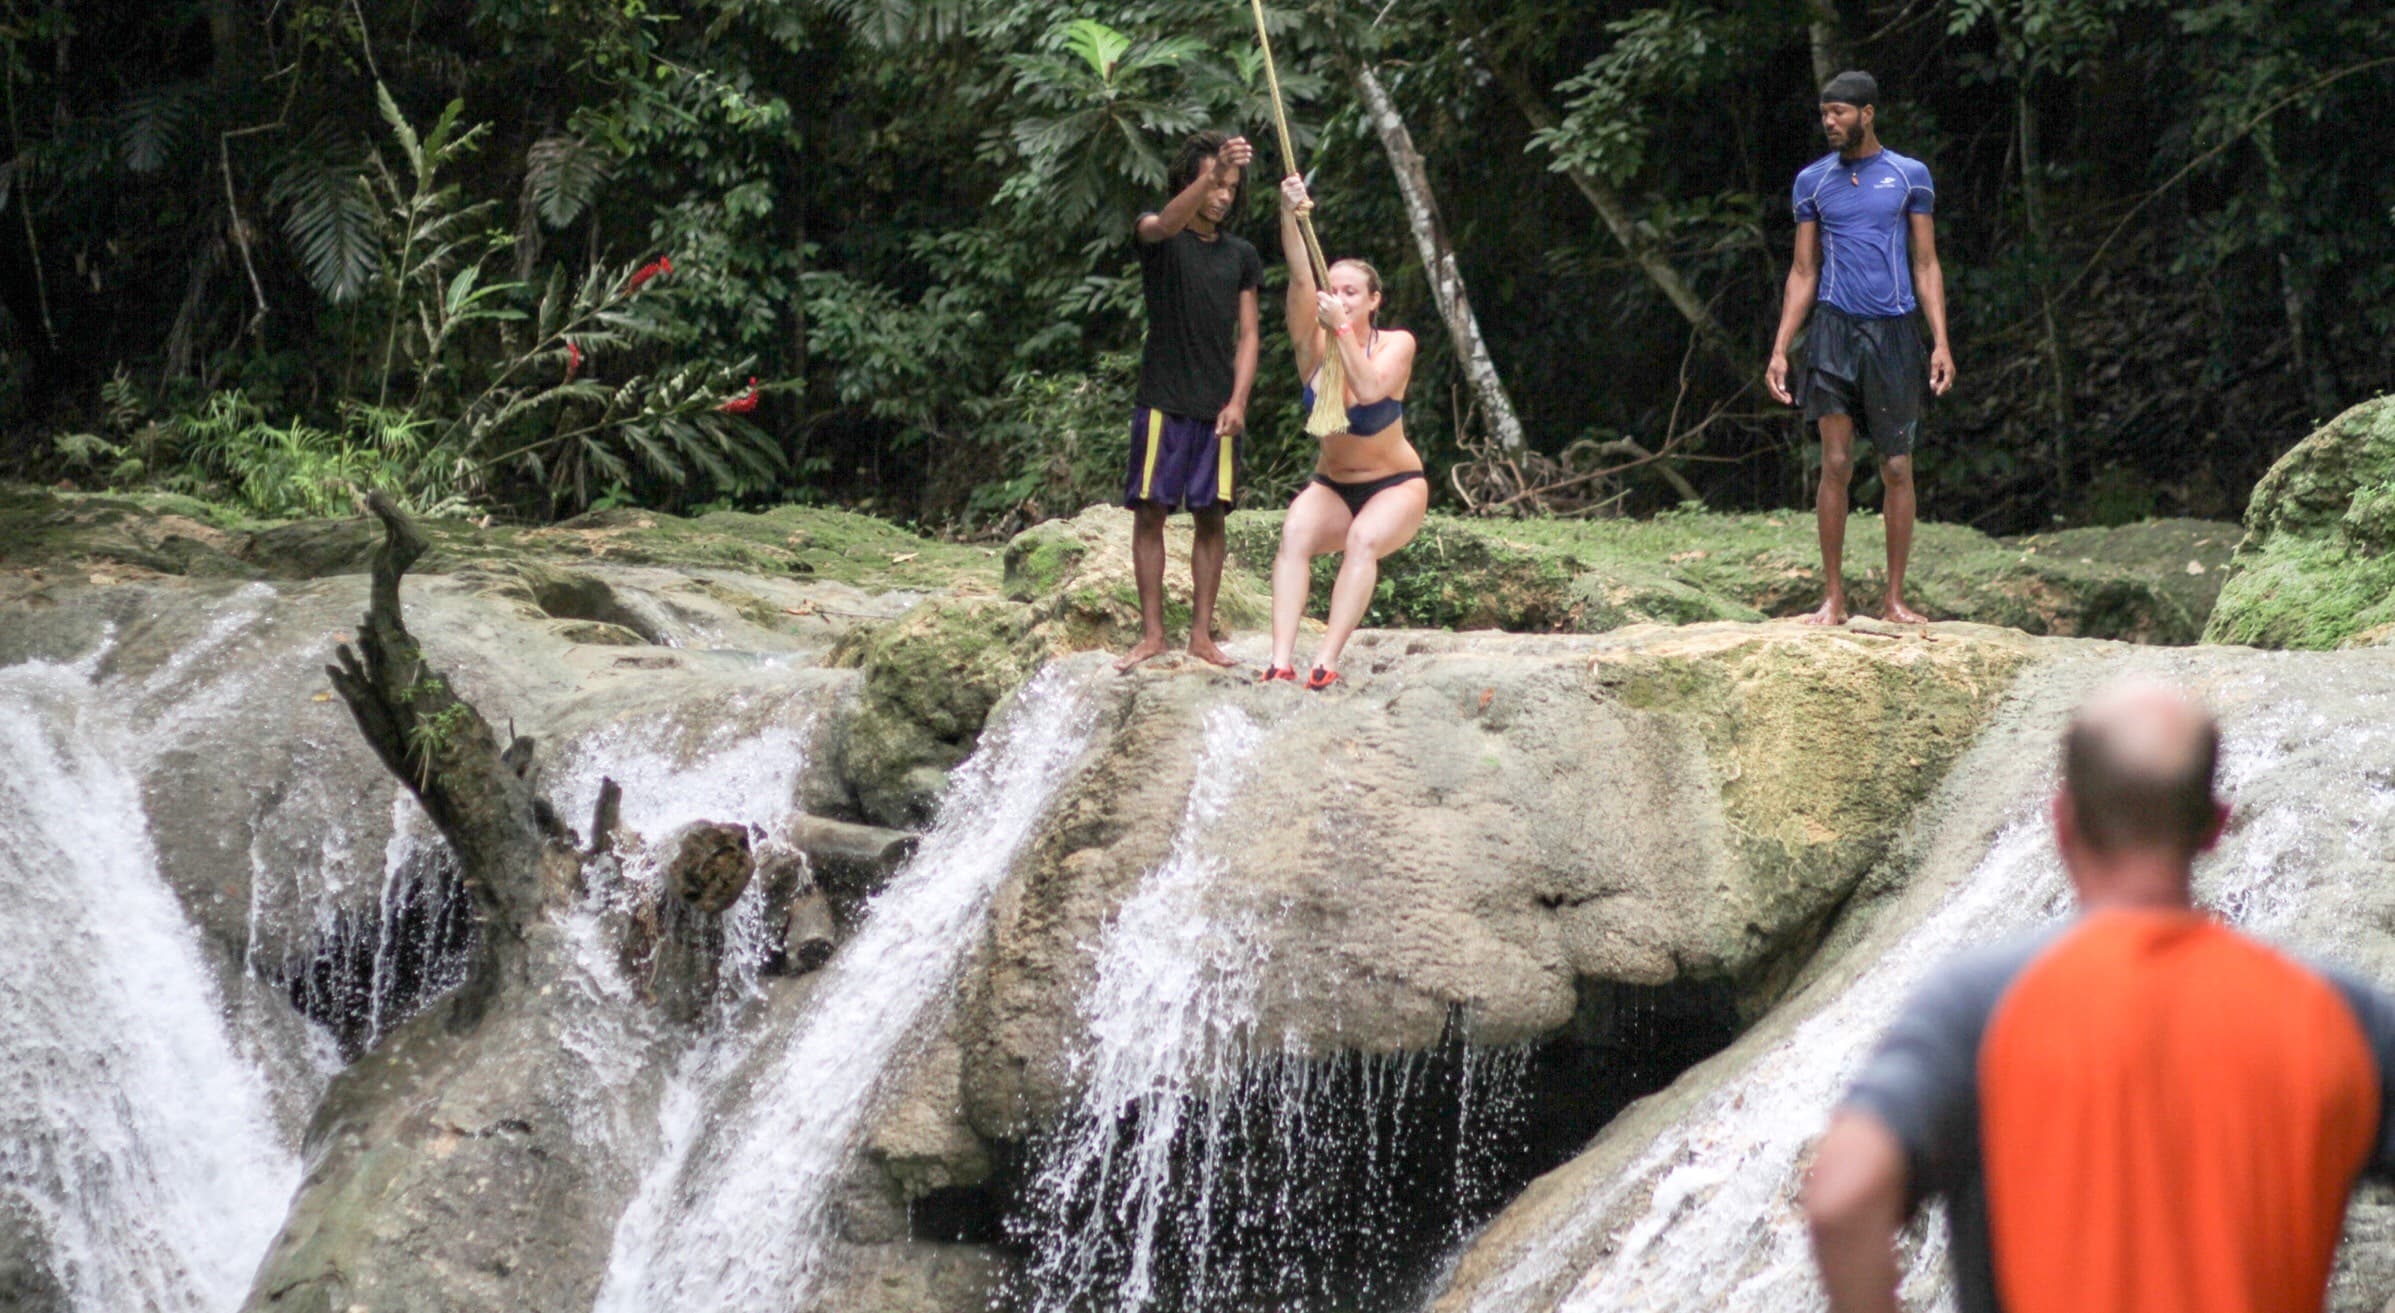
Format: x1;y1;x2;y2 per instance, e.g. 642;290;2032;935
0;0;2388;532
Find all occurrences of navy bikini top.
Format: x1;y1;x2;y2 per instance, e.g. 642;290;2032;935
1301;334;1406;437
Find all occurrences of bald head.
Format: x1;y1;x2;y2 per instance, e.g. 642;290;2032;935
2060;681;2222;860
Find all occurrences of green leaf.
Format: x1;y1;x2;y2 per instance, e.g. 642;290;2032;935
1061;19;1132;83
266;135;384;305
375;83;424;182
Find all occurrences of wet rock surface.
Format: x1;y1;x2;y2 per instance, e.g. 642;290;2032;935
1430;642;2395;1313
3;483;2389;1313
958;621;2048;1135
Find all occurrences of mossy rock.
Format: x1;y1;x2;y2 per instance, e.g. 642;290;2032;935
1566;566;1765;630
1003;505;1268;649
1586;621;2044;998
2206;396;2395;649
0;484;1000;593
1223;508;2218;642
2000;519;2237;629
1224;512;1589;631
0;484;263;577
830;595;1042;825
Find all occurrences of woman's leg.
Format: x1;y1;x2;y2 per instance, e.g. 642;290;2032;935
1311;477;1429;673
1271;481;1352;669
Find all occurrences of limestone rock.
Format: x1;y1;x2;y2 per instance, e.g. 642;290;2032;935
809;1241;1003;1313
957;621;2044;1135
829;595;1042;827
2206;396;2395;649
1430;642;2395;1312
870;1033;994;1198
783;888;839;974
241;930;655;1313
1224;508;2224;642
1004;503;1271;649
0;1195;64;1313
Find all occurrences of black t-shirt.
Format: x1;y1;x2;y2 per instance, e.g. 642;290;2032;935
1134;218;1263;421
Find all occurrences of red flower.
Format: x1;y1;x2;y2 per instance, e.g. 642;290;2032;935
625;255;674;294
717;377;760;415
563;340;583;381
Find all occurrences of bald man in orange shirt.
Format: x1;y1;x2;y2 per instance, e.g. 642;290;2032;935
1807;681;2395;1313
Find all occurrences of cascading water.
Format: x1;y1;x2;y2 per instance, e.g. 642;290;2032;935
593;664;1105;1311
1005;706;1544;1313
0;651;299;1312
1461;667;2395;1313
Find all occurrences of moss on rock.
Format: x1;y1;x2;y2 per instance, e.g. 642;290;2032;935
1003;505;1269;649
2206;397;2395;649
1583;621;2046;1010
0;483;999;593
831;596;1042;825
1224;507;2220;642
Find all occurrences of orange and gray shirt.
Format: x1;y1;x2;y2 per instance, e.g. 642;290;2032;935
1842;909;2395;1313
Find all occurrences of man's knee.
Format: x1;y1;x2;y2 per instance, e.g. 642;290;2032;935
1132;503;1169;534
1819;444;1856;485
1191;506;1227;539
1882;455;1915;490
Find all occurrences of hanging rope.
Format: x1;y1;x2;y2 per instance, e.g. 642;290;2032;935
1247;0;1350;438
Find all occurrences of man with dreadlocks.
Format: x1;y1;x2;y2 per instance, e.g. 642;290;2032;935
1117;130;1262;671
1766;70;1955;627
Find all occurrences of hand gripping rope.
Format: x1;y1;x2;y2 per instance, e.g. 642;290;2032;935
1247;0;1351;439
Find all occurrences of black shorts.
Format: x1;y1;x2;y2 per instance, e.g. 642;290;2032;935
1796;305;1928;457
1312;469;1425;516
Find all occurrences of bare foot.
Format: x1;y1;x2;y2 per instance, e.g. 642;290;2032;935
1798;598;1849;626
1882;599;1930;625
1114;634;1169;671
1186;637;1237;668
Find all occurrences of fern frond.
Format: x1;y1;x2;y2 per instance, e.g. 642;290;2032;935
523;135;612;230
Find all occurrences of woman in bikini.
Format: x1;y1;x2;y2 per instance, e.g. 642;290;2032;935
1259;174;1430;690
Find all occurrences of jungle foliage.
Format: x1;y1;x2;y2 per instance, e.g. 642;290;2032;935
0;0;2388;529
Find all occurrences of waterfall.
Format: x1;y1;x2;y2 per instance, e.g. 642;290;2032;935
1008;706;1538;1313
593;663;1104;1311
1463;667;2395;1312
0;654;299;1312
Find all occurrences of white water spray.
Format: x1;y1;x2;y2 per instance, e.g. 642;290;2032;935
0;655;299;1312
593;665;1103;1311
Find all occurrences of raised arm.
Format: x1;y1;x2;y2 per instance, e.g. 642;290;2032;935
1279;175;1325;381
1139;136;1252;244
1767;220;1822;404
1908;212;1953;395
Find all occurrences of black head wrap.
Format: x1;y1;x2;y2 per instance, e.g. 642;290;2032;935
1820;71;1878;107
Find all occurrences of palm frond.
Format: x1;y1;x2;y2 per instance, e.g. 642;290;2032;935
266;133;384;304
523;134;612;230
118;82;204;174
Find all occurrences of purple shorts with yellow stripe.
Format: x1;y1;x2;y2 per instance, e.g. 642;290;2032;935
1123;407;1235;511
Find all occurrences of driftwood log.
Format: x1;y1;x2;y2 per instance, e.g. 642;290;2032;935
323;493;579;1022
323;492;755;1024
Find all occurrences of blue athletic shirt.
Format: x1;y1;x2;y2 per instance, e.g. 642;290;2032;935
1792;148;1935;319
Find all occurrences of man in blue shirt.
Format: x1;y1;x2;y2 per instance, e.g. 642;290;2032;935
1765;71;1955;626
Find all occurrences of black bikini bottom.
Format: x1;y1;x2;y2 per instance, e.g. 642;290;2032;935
1313;468;1426;517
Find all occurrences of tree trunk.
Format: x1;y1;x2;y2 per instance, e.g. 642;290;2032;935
1353;62;1526;454
1806;0;1843;88
1478;53;1746;376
